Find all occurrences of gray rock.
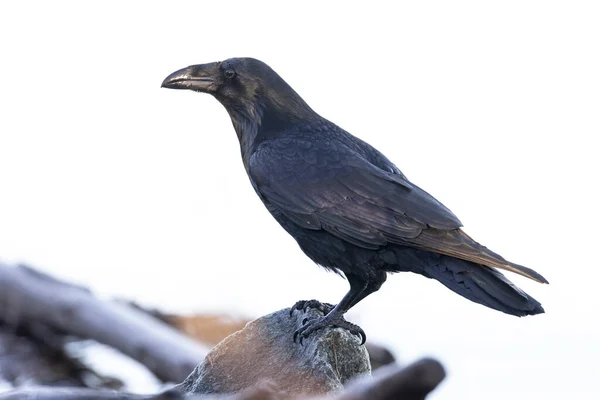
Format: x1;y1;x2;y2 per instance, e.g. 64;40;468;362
175;307;371;397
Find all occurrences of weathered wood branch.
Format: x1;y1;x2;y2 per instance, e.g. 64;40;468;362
0;263;208;383
0;263;445;398
333;358;445;400
0;358;444;399
0;320;124;389
0;387;207;400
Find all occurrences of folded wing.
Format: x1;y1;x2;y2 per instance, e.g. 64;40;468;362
249;138;548;284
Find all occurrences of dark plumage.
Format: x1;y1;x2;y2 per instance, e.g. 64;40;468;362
162;58;547;343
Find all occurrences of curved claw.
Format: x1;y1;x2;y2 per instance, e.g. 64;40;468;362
334;319;366;345
289;300;305;317
292;314;366;345
303;300;334;314
357;330;367;345
289;299;335;317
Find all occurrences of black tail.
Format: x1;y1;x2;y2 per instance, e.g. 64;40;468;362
417;253;544;316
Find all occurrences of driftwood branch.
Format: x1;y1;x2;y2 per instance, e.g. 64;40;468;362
0;263;208;383
333;358;446;400
0;387;207;400
0;358;444;399
0;320;124;389
0;263;445;398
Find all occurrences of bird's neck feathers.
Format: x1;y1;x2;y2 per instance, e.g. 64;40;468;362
224;86;319;162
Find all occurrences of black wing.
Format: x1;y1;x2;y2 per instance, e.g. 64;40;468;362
248;135;548;284
248;136;462;250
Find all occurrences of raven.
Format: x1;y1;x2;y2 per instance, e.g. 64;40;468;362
162;58;547;344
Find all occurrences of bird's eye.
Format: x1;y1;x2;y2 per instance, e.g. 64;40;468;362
224;69;236;79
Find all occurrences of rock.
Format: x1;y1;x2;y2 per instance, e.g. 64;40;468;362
129;304;395;372
174;307;371;397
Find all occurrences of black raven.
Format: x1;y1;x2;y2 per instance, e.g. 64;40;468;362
162;58;547;344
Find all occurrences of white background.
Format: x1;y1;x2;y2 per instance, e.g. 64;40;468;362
1;1;599;398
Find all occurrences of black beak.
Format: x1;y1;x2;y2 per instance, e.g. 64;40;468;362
161;62;220;92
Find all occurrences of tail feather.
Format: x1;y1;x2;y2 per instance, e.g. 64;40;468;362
409;228;549;284
420;254;545;316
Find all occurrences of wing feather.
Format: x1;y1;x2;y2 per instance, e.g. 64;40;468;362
249;137;547;284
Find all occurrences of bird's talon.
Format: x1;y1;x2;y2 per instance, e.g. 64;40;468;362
359;332;366;345
292;313;366;345
291;299;335;316
290;300;310;317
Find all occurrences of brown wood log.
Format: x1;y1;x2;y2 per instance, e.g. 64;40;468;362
0;263;208;383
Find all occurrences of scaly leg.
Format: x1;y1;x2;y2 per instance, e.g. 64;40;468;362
292;274;368;344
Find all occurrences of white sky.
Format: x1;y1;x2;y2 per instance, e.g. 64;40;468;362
1;1;599;399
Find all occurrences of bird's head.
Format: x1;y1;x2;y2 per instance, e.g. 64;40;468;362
162;58;318;142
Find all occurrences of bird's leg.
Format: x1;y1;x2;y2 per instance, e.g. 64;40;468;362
293;274;368;344
343;270;387;311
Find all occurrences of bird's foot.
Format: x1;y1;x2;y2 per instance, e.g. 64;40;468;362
293;311;366;345
289;299;335;317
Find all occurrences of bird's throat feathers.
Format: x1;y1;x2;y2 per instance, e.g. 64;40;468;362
222;83;318;164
